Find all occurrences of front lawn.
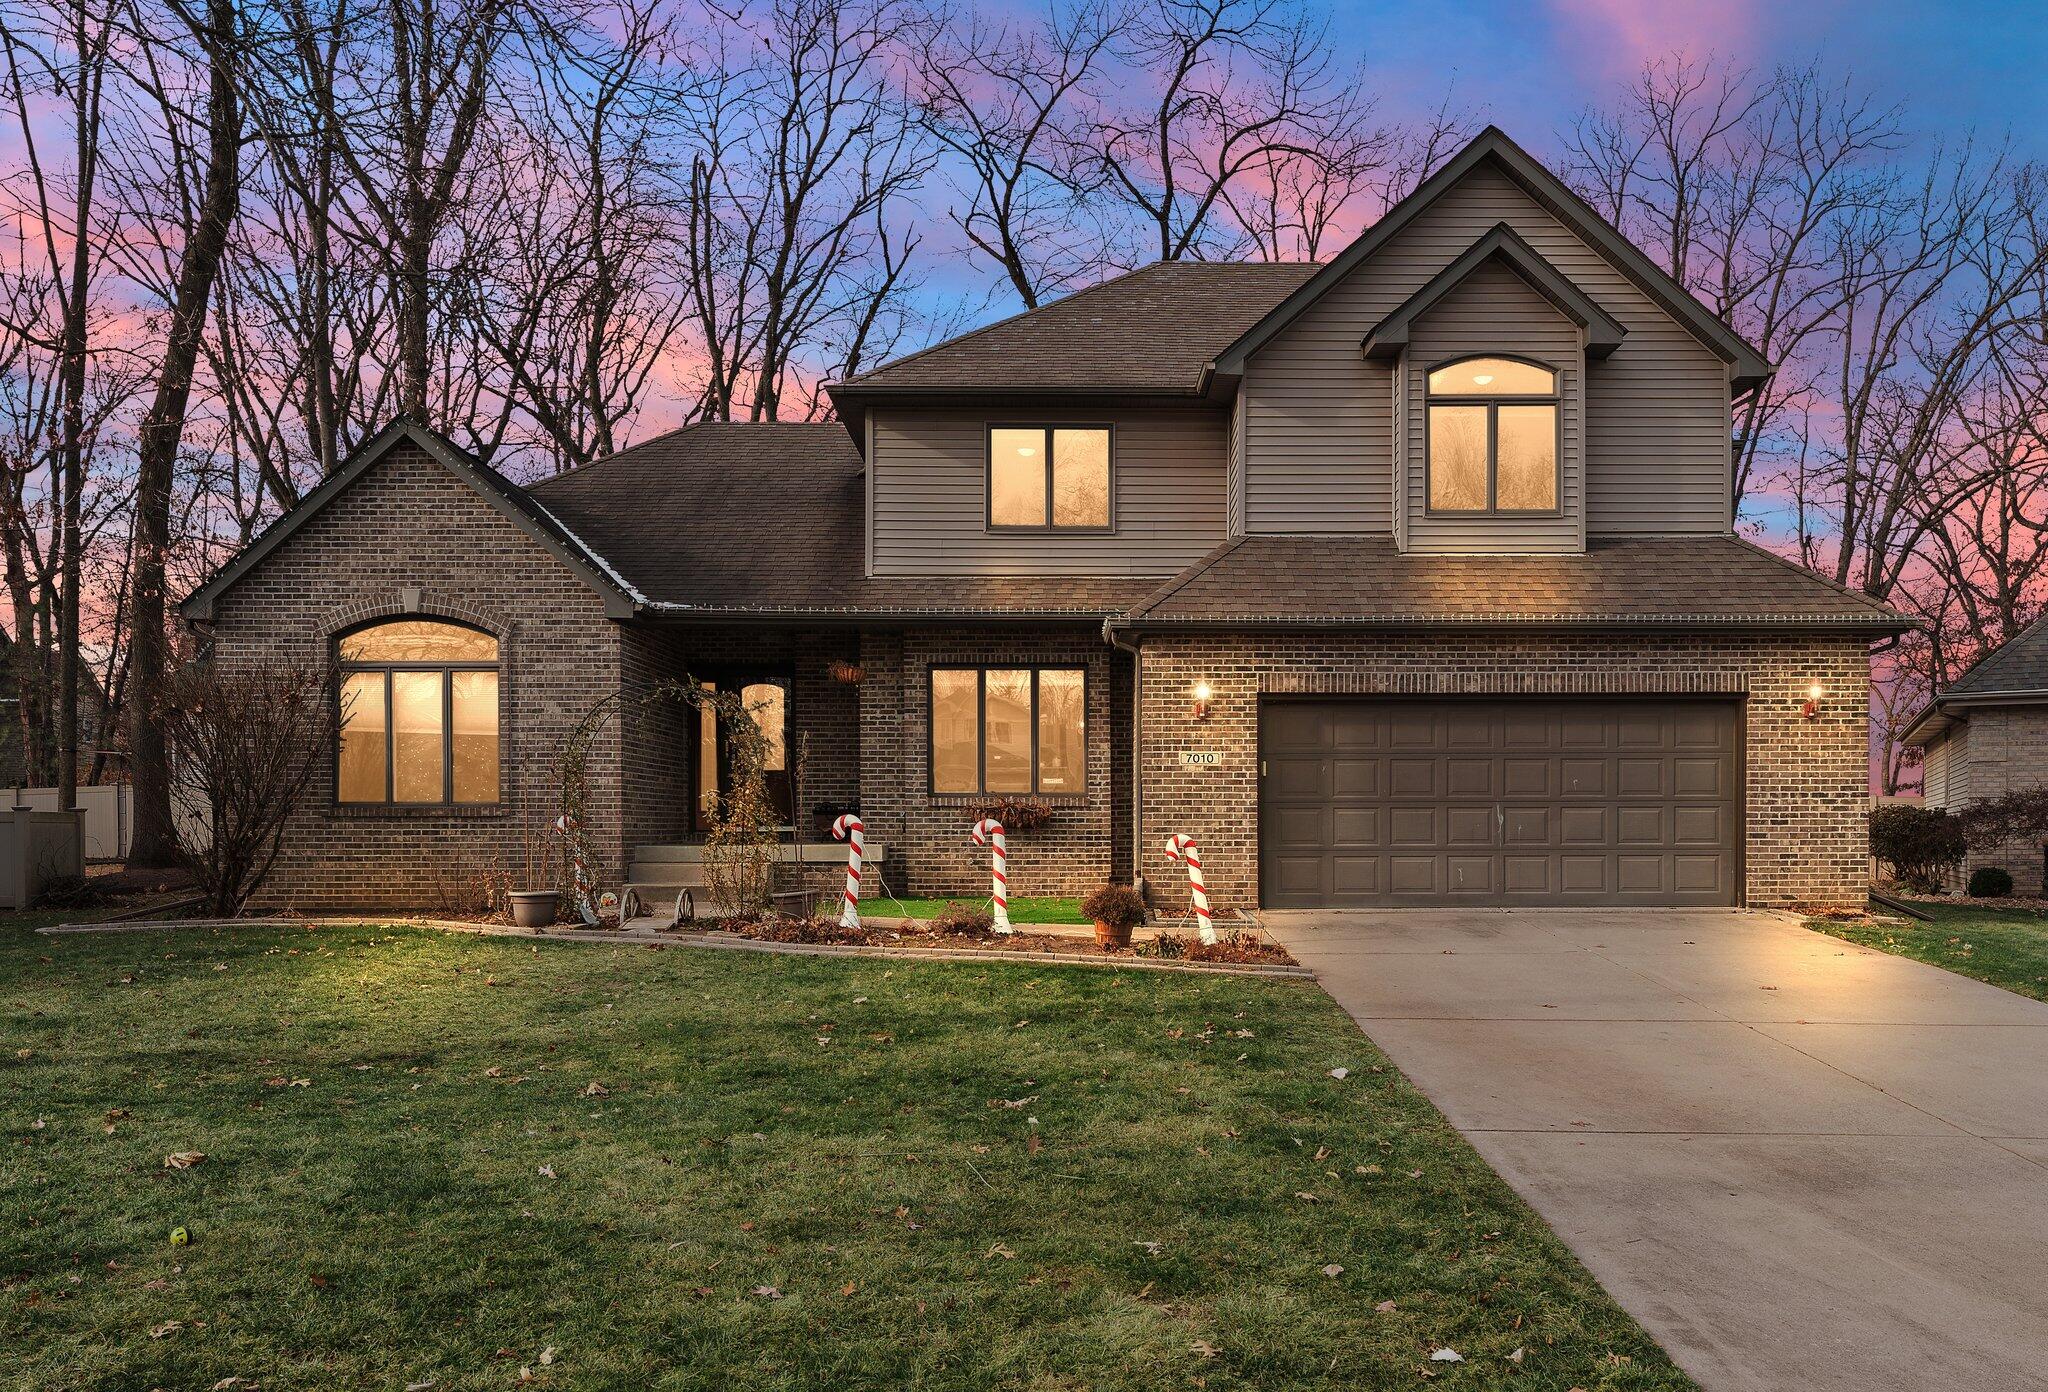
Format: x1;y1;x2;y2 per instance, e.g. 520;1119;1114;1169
1814;901;2048;1002
5;921;1690;1391
864;894;1088;924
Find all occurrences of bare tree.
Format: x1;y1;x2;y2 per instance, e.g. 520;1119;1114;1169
914;0;1126;308
1079;0;1388;263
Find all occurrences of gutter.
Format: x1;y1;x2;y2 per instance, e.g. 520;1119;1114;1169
1107;613;1919;637
1104;618;1147;898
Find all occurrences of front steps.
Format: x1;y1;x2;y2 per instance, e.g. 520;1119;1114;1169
623;840;889;922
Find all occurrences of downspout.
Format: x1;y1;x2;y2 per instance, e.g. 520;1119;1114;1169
1105;618;1145;897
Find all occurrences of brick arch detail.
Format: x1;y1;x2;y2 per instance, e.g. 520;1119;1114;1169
316;591;516;646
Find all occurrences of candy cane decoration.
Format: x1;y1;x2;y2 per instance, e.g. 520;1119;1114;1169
971;817;1012;933
1164;833;1216;944
553;813;599;926
831;813;865;929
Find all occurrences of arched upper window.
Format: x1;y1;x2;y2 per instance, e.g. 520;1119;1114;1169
1425;356;1560;515
336;619;500;805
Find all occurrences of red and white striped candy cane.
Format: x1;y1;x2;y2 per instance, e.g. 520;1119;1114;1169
971;817;1012;933
831;813;865;929
1164;833;1216;944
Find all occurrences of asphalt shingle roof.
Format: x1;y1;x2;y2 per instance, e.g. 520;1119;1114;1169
1117;535;1913;629
524;422;1152;619
1942;616;2048;695
831;262;1320;396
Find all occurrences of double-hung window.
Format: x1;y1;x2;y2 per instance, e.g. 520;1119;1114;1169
1425;356;1560;514
337;619;500;805
987;426;1111;530
930;667;1085;795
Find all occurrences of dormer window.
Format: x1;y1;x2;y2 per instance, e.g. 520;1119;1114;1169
987;425;1112;530
1426;356;1559;514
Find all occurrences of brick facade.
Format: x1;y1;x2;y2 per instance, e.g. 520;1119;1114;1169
206;443;629;910
1925;709;2048;894
857;625;1118;899
1131;631;1873;911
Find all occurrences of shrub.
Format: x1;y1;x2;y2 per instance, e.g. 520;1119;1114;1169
927;901;994;937
969;797;1055;832
1080;882;1147;930
1869;804;1966;893
1967;866;2015;898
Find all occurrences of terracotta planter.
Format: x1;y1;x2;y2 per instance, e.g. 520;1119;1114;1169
509;890;559;928
1094;919;1135;951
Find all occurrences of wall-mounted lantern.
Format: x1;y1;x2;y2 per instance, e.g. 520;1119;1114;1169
1190;679;1213;721
1802;682;1826;721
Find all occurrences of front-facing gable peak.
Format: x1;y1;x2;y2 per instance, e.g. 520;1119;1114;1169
1362;222;1625;361
1211;126;1770;394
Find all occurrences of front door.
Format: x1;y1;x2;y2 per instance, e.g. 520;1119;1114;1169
693;673;794;829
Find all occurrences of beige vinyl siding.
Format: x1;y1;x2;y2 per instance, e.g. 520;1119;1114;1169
1240;161;1732;537
868;405;1229;576
1922;729;1955;806
1399;263;1584;553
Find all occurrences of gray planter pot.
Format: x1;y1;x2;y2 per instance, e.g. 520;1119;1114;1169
508;890;559;929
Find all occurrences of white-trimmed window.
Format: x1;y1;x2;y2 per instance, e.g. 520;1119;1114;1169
337;619;500;804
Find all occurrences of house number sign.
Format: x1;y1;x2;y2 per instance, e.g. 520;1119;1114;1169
1178;751;1223;767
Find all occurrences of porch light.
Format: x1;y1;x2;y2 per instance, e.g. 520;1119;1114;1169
1190;680;1213;721
1803;682;1826;720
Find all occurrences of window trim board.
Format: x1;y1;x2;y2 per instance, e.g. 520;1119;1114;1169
983;422;1118;535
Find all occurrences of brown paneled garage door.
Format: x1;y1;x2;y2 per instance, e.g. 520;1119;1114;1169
1259;698;1741;908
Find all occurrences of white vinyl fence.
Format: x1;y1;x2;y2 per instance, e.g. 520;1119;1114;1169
5;785;132;860
0;806;84;907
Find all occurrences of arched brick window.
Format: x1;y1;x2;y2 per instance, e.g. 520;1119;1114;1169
336;619;500;804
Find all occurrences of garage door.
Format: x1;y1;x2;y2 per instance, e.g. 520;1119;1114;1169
1259;698;1741;908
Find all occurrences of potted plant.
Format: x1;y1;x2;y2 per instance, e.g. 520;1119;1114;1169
508;828;561;929
1081;883;1147;951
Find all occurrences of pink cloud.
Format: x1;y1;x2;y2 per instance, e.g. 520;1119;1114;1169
1546;0;1769;78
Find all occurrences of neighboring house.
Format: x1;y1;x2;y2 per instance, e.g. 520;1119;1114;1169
1904;617;2048;894
180;127;1911;913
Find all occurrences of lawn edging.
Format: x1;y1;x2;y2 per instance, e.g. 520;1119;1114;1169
39;915;1317;978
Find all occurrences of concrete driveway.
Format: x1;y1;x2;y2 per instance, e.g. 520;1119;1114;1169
1261;908;2048;1392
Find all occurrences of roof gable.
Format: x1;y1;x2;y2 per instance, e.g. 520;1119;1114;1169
1363;222;1625;361
1945;615;2048;697
180;419;641;622
1212;127;1770;393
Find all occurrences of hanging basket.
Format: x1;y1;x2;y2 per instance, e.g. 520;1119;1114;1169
827;660;864;685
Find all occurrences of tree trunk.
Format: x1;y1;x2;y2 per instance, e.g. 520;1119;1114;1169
128;0;242;865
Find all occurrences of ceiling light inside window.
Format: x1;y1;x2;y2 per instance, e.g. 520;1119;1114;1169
1472;374;1494;385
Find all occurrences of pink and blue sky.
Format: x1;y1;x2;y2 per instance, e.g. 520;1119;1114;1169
1344;0;2046;155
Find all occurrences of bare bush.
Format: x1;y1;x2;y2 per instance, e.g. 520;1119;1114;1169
158;659;335;915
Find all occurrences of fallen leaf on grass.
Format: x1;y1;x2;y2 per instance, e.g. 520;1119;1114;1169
1320;1264;1344;1277
485;1066;503;1077
163;1152;206;1169
538;1347;557;1366
986;1243;1016;1260
1132;1240;1165;1257
987;1095;1037;1110
537;1165;556;1179
1508;1348;1524;1364
1327;1067;1349;1080
582;1081;608;1097
1293;1191;1319;1203
1429;1348;1463;1363
404;1381;436;1391
1373;1300;1397;1313
148;1320;184;1338
1190;1340;1219;1359
750;1285;783;1299
1026;1134;1042;1155
840;1281;856;1296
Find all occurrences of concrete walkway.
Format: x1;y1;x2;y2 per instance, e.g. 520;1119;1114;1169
1261;908;2048;1392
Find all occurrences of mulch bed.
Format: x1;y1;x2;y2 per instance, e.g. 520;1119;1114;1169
697;915;1298;966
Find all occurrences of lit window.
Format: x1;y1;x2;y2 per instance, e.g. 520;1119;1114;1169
692;675;793;830
1426;356;1558;514
930;667;1086;794
988;427;1111;530
337;619;499;804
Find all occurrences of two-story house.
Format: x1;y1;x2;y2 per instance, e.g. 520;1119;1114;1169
182;128;1910;913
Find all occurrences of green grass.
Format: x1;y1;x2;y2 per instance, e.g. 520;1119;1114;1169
3;919;1690;1391
863;895;1089;924
1814;901;2048;1002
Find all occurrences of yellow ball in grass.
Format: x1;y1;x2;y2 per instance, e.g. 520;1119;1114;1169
169;1226;189;1247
